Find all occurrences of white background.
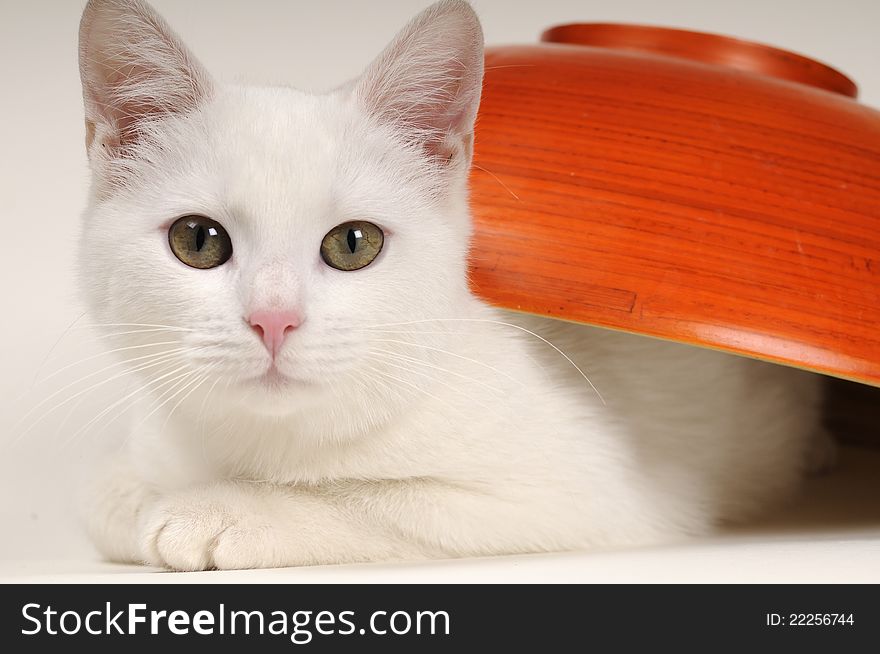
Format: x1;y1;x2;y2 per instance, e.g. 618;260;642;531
1;0;878;565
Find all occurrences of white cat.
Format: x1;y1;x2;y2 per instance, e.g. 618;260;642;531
78;0;826;571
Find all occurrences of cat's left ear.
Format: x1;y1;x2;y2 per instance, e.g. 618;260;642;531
78;0;213;162
353;0;484;169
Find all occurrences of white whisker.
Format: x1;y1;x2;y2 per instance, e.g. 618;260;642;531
197;376;222;443
367;351;509;423
52;357;185;444
364;318;605;404
16;345;193;414
368;338;523;386
369;346;504;394
135;366;206;430
74;322;196;331
67;365;196;447
472;163;521;202
36;340;185;384
161;369;214;433
11;348;197;441
362;362;466;419
29;312;87;389
90;327;197;339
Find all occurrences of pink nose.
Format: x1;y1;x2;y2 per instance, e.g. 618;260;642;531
248;310;302;358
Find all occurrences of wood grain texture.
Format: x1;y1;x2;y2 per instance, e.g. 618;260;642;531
467;26;880;385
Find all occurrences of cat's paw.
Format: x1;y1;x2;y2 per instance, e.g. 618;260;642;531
140;485;286;571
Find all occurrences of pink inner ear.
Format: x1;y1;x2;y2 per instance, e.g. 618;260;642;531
79;0;213;156
423;100;476;162
107;96;164;151
353;1;484;158
84;120;97;150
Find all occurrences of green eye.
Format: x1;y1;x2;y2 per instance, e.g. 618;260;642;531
320;221;384;271
168;216;233;269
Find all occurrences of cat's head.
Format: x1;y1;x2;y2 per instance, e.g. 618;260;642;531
77;0;484;419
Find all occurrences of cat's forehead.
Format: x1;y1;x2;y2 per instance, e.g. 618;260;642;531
135;85;432;235
195;87;387;224
208;87;347;170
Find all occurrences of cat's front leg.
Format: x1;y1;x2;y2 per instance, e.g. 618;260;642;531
139;482;429;571
140;475;660;571
83;455;158;564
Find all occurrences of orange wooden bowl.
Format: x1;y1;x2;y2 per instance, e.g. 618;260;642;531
468;24;880;386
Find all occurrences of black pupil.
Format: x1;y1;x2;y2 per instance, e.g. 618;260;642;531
195;225;206;251
346;229;359;254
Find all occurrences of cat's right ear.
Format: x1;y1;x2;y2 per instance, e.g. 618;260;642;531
352;0;484;170
78;0;213;163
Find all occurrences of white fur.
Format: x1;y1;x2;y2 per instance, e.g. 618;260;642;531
77;0;824;570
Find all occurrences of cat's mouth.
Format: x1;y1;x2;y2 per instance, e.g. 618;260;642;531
246;365;310;391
